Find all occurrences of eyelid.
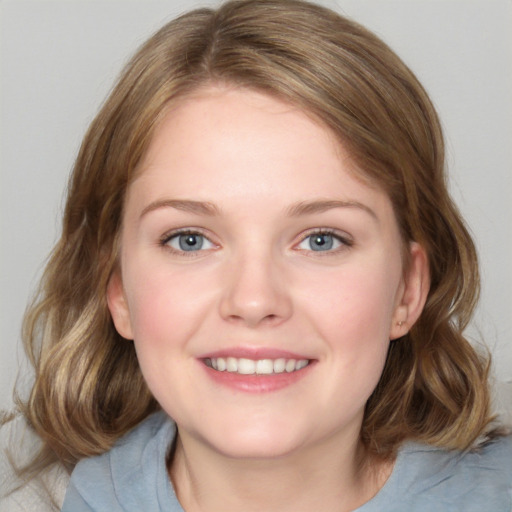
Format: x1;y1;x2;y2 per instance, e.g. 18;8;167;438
159;228;218;254
158;227;352;255
295;228;353;252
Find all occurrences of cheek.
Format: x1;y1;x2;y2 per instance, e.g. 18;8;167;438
303;268;398;408
297;259;401;393
307;268;398;338
123;264;213;408
123;262;212;354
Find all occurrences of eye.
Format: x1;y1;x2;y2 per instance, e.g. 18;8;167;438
162;231;215;253
297;230;351;252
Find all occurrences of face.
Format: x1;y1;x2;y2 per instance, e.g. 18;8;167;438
108;86;427;460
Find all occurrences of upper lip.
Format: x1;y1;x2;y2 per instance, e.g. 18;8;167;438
198;347;312;360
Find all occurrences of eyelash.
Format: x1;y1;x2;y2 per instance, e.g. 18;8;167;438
159;228;216;257
296;228;353;255
159;228;353;256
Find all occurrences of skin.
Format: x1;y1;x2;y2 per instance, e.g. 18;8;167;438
107;85;429;511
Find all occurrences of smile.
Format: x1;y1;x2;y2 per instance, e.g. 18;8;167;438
205;357;310;375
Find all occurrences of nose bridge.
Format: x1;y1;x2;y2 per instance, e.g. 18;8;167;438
219;241;292;327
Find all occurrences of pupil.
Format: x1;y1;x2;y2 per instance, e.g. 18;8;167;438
311;234;333;251
179;234;203;251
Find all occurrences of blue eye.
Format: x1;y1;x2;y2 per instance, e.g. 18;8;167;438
164;232;214;252
309;233;335;251
297;232;348;252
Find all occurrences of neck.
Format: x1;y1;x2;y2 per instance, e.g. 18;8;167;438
169;429;393;512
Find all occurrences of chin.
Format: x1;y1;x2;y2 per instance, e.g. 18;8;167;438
204;423;308;460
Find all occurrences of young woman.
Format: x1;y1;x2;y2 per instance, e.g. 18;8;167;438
2;0;511;510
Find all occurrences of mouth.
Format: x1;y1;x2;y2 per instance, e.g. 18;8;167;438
204;357;310;375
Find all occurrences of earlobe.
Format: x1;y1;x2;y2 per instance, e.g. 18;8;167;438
390;242;430;340
106;270;134;340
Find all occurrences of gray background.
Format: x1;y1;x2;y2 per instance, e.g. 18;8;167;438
1;0;511;415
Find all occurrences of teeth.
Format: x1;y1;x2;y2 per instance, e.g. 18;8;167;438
206;357;310;375
255;359;274;375
226;357;237;372
285;359;296;373
296;359;309;370
238;358;256;375
273;358;286;373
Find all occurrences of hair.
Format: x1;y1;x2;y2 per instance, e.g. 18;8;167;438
14;0;496;478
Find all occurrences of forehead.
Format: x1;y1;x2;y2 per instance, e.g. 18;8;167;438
128;86;388;214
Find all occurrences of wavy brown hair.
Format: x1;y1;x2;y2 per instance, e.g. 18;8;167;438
16;0;494;476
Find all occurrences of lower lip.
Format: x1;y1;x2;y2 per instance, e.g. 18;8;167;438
201;362;314;393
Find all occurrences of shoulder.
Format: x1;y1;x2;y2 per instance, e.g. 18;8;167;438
379;436;512;511
0;415;69;512
407;434;512;479
62;411;179;511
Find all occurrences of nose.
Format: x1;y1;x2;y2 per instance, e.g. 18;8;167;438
219;250;293;328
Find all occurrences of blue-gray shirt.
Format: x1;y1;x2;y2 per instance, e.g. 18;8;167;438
61;412;512;511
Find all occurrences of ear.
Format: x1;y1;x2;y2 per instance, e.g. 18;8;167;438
106;269;134;340
390;242;430;340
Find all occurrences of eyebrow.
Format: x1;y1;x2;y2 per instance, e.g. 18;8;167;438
140;198;377;221
140;199;220;218
286;200;378;221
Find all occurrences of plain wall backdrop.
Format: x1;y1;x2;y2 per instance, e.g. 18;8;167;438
1;0;511;415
